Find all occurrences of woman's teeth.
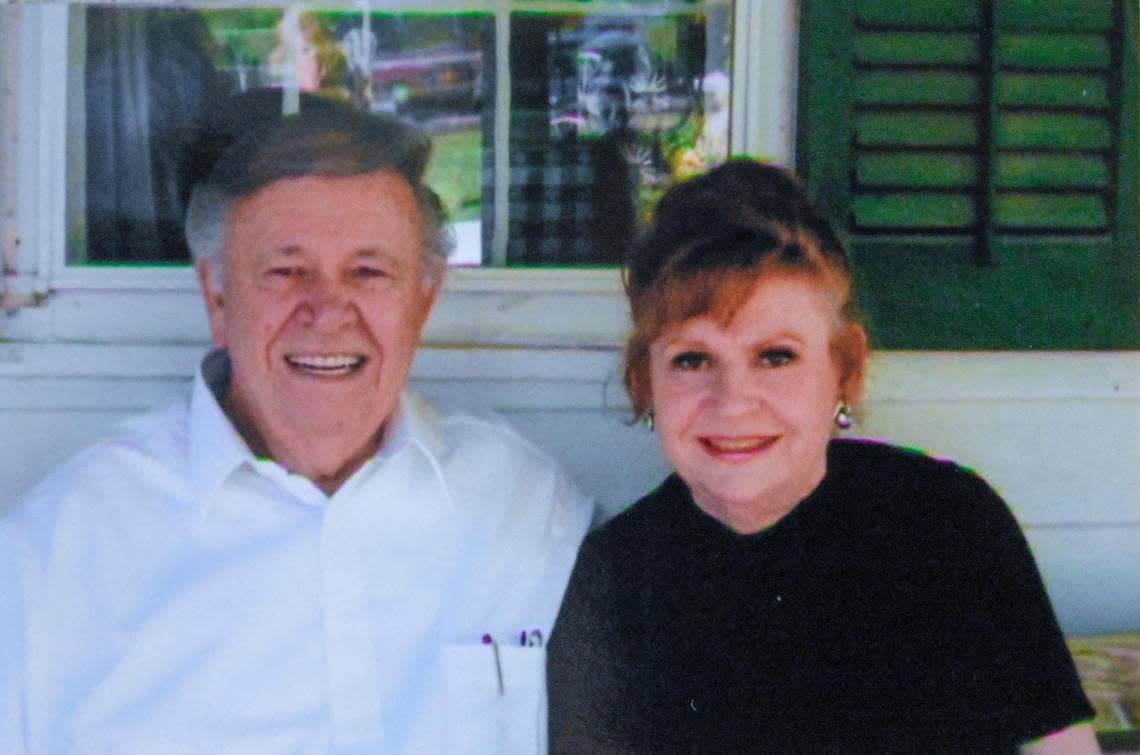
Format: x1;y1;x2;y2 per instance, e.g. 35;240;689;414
704;436;775;453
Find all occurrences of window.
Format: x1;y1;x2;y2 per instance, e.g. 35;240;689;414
0;1;792;347
72;7;491;266
797;0;1138;349
65;2;731;269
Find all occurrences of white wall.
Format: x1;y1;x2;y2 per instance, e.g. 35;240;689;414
1;0;1135;640
2;337;1137;636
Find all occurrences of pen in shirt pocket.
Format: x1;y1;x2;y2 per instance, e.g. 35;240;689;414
481;633;504;696
480;628;544;695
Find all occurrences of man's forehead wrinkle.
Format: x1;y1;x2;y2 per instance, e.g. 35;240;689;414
254;240;406;265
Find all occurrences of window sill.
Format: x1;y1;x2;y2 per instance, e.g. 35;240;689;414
4;266;631;348
46;264;624;293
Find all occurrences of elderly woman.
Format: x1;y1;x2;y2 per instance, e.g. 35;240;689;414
547;160;1098;754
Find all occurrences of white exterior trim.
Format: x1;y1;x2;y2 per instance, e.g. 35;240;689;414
4;2;769;347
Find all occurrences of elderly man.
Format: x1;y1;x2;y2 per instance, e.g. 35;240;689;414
0;107;593;752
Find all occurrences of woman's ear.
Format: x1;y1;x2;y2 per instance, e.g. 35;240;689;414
623;344;653;419
837;324;869;405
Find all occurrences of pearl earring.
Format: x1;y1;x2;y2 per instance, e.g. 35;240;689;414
834;402;853;430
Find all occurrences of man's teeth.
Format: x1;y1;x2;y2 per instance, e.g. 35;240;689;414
286;354;365;373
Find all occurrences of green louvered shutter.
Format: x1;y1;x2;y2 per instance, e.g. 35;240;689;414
798;0;1138;349
992;0;1115;236
851;1;984;242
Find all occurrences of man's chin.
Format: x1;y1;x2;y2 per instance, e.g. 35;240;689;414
272;415;387;465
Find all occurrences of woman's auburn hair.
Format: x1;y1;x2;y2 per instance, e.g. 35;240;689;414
622;159;867;418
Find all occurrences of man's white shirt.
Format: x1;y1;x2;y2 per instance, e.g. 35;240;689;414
0;350;594;754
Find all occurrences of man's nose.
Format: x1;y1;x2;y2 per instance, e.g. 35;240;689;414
298;278;357;330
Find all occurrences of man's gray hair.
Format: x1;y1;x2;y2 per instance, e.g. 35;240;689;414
185;104;453;287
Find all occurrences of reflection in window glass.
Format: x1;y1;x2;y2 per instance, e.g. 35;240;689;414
506;9;731;265
71;3;730;268
77;6;488;265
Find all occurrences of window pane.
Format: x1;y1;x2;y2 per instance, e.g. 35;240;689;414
68;3;732;269
504;8;731;265
73;5;489;266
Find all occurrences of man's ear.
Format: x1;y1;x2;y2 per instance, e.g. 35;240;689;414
416;263;444;328
196;260;228;348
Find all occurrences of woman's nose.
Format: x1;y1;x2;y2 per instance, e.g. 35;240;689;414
710;364;760;414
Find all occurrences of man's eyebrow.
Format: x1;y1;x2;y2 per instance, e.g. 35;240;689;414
353;248;406;266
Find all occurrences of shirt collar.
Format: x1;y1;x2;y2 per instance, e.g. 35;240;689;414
188;349;258;507
396;391;455;511
331;390;456;510
187;349;454;509
396;391;449;463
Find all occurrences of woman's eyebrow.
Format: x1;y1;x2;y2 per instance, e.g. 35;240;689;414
752;330;805;344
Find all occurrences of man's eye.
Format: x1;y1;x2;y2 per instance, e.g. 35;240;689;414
268;267;301;279
353;267;389;279
670;351;709;371
760;348;796;367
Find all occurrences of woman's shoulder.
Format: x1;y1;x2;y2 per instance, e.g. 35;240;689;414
828;438;990;492
825;437;1013;533
582;475;690;557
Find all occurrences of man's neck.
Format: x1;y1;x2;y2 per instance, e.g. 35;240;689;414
219;390;387;496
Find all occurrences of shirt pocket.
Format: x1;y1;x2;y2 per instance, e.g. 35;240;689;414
443;643;547;754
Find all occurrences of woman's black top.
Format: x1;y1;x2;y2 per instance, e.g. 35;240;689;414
548;439;1093;754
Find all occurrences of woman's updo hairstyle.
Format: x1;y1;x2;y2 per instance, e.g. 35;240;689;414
623;159;865;418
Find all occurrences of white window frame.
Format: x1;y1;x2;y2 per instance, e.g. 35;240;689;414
3;0;797;349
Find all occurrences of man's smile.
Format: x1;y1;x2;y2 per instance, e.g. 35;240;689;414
284;353;368;376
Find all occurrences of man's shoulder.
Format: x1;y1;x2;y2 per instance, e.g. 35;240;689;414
408;393;568;477
5;402;192;530
404;393;595;527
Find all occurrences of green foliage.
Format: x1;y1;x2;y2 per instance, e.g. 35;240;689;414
426;129;482;223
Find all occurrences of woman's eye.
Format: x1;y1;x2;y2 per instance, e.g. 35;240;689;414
268;267;301;279
760;348;796;367
670;351;709;371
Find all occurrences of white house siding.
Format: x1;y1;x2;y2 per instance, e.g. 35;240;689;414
0;0;1135;640
1;340;1137;636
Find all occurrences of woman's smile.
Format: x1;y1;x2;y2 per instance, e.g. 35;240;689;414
649;274;845;533
699;434;779;459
